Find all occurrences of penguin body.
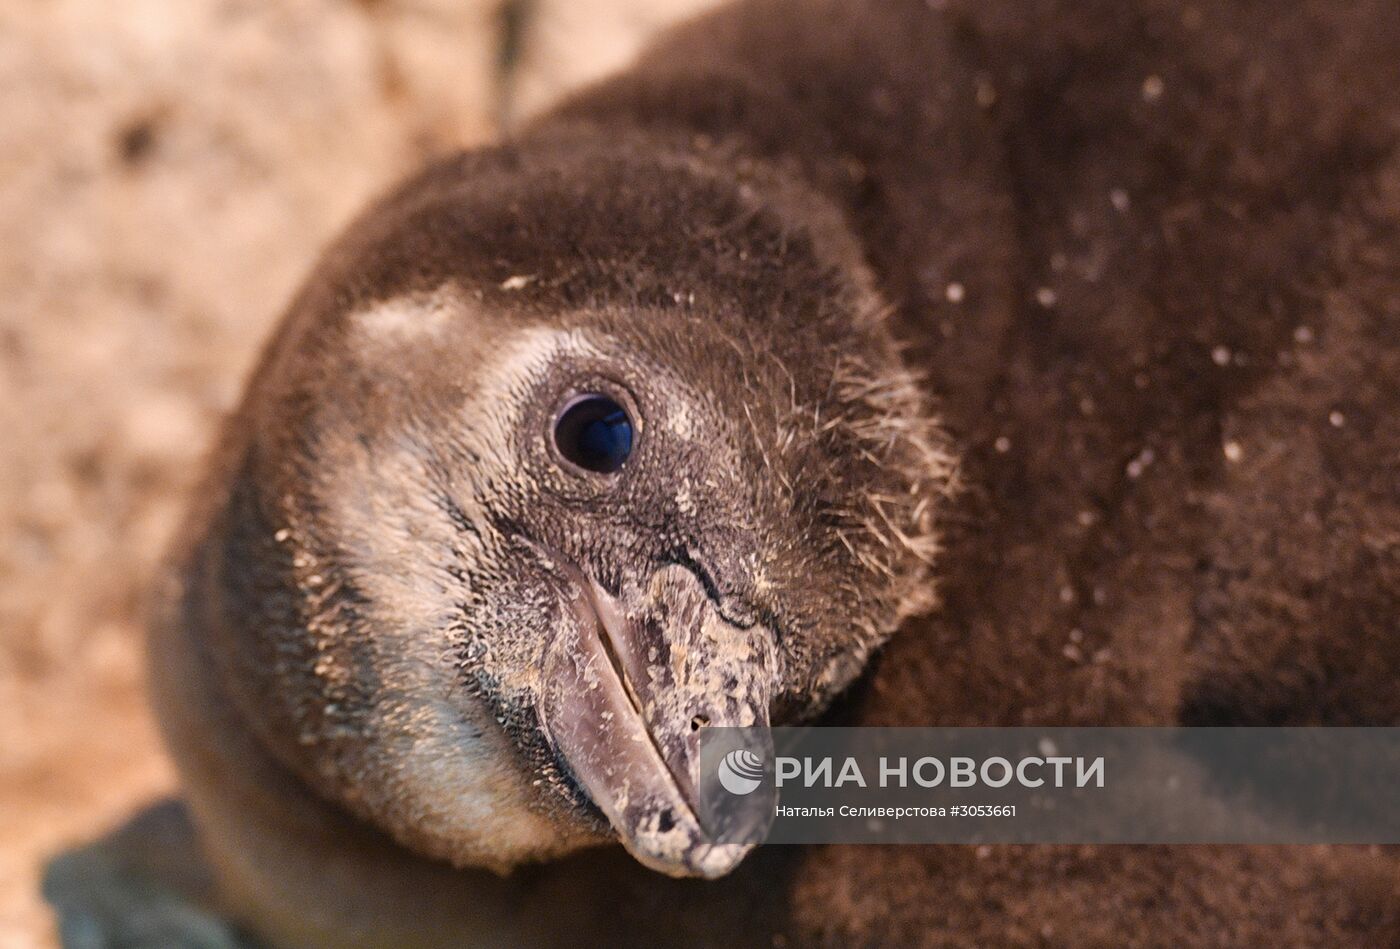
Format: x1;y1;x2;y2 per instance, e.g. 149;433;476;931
52;0;1400;945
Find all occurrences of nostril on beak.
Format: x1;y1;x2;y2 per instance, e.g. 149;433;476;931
690;715;709;732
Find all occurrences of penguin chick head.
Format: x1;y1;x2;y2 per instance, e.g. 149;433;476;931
217;143;955;880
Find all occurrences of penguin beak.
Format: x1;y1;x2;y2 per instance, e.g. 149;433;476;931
539;562;776;879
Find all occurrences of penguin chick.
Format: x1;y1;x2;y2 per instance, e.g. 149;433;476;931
51;0;1396;945
151;129;955;883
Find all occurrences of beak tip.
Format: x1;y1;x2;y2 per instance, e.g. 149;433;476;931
688;842;755;879
625;828;755;879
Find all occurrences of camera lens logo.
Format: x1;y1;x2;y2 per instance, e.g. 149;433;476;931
717;749;765;796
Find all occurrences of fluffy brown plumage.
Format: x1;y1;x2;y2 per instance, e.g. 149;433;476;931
47;0;1400;945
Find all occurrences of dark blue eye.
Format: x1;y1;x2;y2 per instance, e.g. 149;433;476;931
552;394;634;474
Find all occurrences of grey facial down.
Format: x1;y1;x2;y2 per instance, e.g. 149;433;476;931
395;305;950;879
198;277;952;881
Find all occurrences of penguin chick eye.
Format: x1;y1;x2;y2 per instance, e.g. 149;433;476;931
552;394;634;474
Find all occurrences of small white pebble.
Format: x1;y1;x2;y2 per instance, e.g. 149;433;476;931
1060;585;1076;604
1038;737;1059;757
994;435;1012;453
1294;325;1315;344
1077;510;1098;527
1069;627;1085;643
1329;410;1346;428
1126;447;1156;479
1035;286;1058;308
1223;440;1244;462
1211;345;1232;366
500;274;534;291
945;281;965;303
1142;74;1165;102
274;528;291;542
1110;188;1131;212
976;845;993;859
1062;643;1084;662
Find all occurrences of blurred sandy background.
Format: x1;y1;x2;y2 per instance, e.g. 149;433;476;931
0;0;718;942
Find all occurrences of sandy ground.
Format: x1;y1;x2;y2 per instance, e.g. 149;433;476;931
0;1;717;943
